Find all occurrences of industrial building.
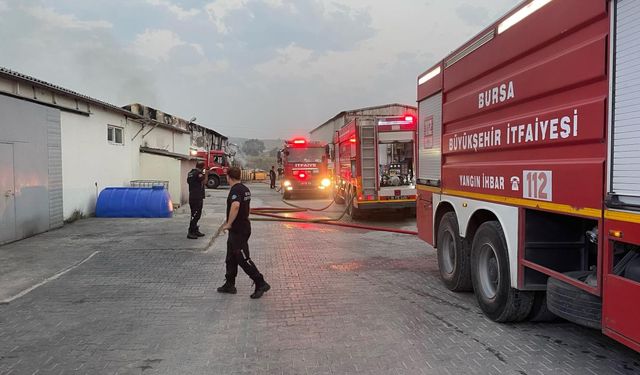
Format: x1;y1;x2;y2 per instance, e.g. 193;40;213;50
0;67;225;245
309;103;418;144
122;103;228;204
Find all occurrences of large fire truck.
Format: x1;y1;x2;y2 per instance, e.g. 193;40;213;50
277;138;331;199
332;115;417;219
190;149;231;189
416;0;640;351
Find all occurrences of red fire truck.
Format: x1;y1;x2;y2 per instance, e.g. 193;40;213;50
416;0;640;351
332;115;417;219
277;138;331;199
190;149;231;189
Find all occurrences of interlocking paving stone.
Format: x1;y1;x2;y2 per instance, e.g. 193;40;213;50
0;185;639;374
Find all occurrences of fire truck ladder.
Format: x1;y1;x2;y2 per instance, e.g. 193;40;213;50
359;120;377;198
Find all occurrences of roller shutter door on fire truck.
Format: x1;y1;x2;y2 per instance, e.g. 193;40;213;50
418;92;442;184
612;0;640;198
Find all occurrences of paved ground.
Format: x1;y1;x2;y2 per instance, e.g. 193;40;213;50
0;183;639;375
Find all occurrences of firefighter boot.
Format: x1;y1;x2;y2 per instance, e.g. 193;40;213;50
250;278;271;299
217;280;237;294
187;231;199;239
195;227;205;237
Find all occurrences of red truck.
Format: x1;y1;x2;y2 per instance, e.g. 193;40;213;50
332;115;417;219
416;0;640;351
190;149;231;189
278;138;331;199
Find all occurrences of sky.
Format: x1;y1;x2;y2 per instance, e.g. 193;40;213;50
0;0;519;138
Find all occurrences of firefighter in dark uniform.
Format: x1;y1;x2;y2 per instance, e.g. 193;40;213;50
269;166;277;189
187;161;206;239
217;167;271;299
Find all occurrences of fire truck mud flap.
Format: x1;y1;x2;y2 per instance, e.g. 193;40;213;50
436;212;472;292
470;221;533;322
546;271;601;330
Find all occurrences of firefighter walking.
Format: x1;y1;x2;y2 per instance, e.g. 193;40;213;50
187;161;207;239
217;167;271;299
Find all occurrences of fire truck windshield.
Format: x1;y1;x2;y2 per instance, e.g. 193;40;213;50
213;155;225;165
286;147;325;163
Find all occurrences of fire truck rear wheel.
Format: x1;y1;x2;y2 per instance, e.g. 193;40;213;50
546;271;601;329
471;221;534;322
346;188;361;219
333;189;345;205
436;212;472;292
207;175;220;189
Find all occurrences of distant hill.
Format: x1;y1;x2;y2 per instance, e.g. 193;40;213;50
229;137;284;151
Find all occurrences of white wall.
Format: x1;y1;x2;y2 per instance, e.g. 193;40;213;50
180;160;196;204
139;153;182;206
141;127;191;154
310;117;343;144
138;126;192;206
60;109;142;219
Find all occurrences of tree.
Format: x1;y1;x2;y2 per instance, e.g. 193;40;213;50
242;139;265;156
268;147;280;157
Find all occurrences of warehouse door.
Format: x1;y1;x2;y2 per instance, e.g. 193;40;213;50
0;143;16;244
611;0;640;201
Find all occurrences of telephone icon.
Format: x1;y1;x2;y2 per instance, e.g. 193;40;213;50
510;176;520;191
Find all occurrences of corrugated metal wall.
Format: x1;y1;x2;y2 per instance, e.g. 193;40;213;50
310;105;418;144
0;94;62;244
47;109;63;228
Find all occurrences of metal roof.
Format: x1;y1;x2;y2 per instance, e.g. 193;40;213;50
310;103;418;134
0;66;142;118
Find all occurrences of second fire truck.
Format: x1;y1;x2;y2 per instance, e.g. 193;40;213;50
332;114;417;218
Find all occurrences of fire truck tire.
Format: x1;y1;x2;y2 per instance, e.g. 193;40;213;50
283;191;291;200
471;221;534;322
207;175;220;189
546;271;601;330
436;212;472;292
346;188;362;219
527;291;558;322
334;189;345;205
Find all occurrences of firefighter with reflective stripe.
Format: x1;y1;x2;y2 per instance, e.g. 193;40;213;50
218;167;271;299
187;161;206;239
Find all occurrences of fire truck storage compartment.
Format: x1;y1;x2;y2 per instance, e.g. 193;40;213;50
523;209;598;290
417;92;442;186
378;141;414;189
611;0;640;206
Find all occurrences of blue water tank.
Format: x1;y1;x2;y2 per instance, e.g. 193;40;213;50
95;186;173;218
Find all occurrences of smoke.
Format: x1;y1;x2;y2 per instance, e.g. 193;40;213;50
0;3;158;107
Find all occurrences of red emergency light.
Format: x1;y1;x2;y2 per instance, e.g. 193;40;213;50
404;115;415;123
292;139;307;145
349;137;356;143
294;170;310;181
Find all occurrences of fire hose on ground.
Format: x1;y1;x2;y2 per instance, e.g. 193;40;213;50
249;195;418;236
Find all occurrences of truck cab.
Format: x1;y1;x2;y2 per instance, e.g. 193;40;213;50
190;148;231;189
278;138;331;199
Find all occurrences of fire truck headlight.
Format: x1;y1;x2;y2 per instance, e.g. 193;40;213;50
286;186;293;191
283;180;291;187
321;178;331;187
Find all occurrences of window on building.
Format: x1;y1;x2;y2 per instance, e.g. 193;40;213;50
107;125;124;145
